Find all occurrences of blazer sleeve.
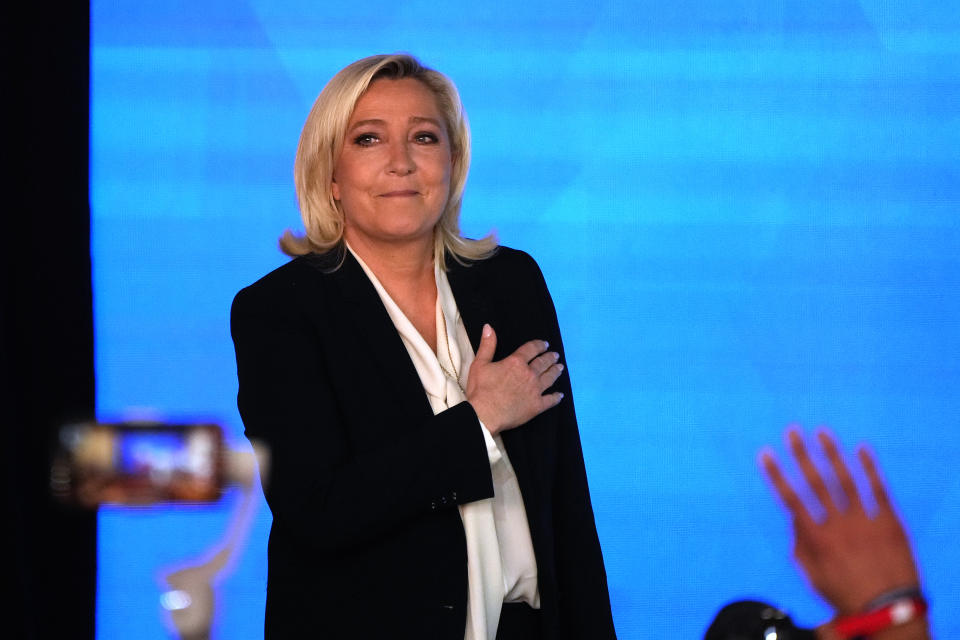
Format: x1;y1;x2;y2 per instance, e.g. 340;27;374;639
230;276;495;553
522;254;618;638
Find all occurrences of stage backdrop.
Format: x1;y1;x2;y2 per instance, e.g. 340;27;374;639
92;2;959;638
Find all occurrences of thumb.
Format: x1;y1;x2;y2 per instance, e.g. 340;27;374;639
474;323;497;363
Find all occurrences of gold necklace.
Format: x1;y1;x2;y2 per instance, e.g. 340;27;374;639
437;309;466;396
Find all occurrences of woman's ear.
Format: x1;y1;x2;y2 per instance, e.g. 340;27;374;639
331;178;340;201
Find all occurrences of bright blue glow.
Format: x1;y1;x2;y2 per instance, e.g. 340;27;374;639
117;432;183;472
92;2;960;638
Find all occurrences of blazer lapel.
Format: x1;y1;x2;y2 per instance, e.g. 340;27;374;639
323;251;436;421
447;257;488;356
447;253;542;506
447;255;514;360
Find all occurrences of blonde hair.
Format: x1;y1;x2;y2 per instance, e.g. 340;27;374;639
281;53;496;269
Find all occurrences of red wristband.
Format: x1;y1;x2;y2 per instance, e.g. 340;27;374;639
833;596;927;639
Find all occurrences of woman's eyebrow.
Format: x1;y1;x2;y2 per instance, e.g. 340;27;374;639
348;116;442;131
409;116;442;128
348;118;386;131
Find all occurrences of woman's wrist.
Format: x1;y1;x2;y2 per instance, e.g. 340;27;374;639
467;399;500;435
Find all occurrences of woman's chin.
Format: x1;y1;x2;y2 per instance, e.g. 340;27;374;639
346;224;440;248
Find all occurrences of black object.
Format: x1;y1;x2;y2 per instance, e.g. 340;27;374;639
6;4;95;639
705;600;817;640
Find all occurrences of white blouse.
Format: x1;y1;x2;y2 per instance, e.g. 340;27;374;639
348;246;540;640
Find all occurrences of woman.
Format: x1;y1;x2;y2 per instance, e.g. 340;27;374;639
231;54;616;639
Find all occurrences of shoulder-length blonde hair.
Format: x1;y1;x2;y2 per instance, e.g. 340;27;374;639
281;53;496;269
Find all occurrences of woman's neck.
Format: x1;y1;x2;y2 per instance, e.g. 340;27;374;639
345;234;435;289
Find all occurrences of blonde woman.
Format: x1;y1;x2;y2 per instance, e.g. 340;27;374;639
232;54;615;640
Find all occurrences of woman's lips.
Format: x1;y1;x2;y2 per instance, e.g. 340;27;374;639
379;190;419;197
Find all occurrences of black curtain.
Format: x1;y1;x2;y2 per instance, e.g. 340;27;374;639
5;4;96;638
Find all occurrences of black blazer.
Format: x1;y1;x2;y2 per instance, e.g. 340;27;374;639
231;246;616;639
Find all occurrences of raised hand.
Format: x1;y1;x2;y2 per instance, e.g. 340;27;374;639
760;429;920;615
466;324;564;435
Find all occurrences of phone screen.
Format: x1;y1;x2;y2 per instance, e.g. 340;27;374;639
53;422;224;506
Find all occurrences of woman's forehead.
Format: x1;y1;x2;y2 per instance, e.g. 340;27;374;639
348;78;444;125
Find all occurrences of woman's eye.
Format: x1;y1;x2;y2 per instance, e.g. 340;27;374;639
353;133;378;146
414;132;439;144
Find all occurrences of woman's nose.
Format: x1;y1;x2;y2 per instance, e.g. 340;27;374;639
386;141;416;175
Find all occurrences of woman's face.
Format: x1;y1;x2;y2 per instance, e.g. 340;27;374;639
333;77;453;252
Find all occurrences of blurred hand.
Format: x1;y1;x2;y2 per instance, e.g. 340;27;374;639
466;324;564;435
760;429;920;614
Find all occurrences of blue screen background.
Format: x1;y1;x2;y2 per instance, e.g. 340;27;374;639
92;2;959;638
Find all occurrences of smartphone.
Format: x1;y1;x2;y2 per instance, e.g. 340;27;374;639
52;421;225;506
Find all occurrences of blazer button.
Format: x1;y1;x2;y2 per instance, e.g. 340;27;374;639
440;496;447;505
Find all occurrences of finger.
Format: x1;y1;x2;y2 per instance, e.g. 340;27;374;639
537;362;564;391
537;362;563;393
529;351;559;375
474;323;497;364
789;429;836;515
536;391;564;413
858;445;892;512
760;449;816;530
817;429;862;513
513;339;549;364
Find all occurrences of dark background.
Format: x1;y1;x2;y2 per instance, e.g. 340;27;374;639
6;4;96;638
